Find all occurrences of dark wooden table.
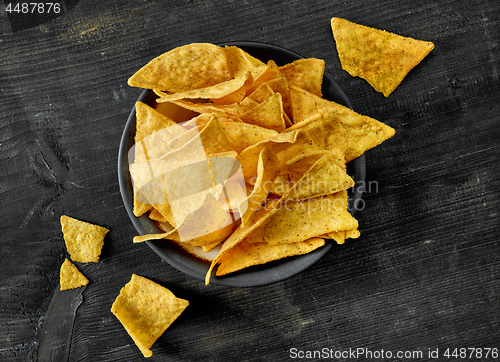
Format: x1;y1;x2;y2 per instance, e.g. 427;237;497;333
1;0;499;361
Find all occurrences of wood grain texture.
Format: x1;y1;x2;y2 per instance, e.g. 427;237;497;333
1;0;499;360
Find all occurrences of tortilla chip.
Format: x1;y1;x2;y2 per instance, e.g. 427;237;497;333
245;60;282;96
133;192;235;247
266;77;293;120
216;237;325;276
261;191;358;245
60;259;89;290
246;82;275;103
239;93;286;132
171;99;254;118
111;274;189;358
236;131;299;184
287;86;395;161
205;201;280;285
223;45;266;78
282;149;354;200
193;114;278;152
279;58;325;97
197;115;238;155
240;146;281;224
61;215;108;263
331;17;434;97
133;102;188;216
128;43;231;92
154;71;253;103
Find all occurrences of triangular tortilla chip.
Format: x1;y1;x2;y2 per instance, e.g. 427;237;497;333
154;71;252;103
205;201;281;285
331;17;434;97
282;149;354;200
128;43;231;92
216;237;325;276
239;146;281;224
262;191;358;245
240;93;286;132
111;274;189;358
245;60;282;96
60;259;89;290
223;45;266;78
287;86;395;161
61;215;108;263
279;58;325;97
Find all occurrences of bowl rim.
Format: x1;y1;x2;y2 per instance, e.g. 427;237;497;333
117;41;365;287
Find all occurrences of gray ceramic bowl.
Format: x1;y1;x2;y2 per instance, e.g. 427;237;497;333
118;41;365;286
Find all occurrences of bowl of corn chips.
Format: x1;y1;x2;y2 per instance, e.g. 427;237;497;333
118;41;394;286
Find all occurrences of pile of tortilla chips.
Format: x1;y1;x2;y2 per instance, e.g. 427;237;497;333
127;43;395;285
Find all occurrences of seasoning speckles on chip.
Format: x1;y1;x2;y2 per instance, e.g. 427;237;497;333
60;215;108;263
111;274;189;358
331;17;434;97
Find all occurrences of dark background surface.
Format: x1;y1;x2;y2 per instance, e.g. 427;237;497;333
1;0;499;361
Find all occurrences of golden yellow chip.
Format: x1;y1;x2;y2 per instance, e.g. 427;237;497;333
216;237;325;276
239;93;286;132
239;146;281;224
223;45;266;78
190;113;278;152
246;82;275;103
287;86;395;161
154;71;252;103
245;60;282;96
111;274;189;358
206;201;280;285
60;258;89;290
61;215;108;263
260;191;358;245
133;102;183;216
266;76;293;120
128;43;231;92
331;17;434;97
279;58;325;97
282;149;354;200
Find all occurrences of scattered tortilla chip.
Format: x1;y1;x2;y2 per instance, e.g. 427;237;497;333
60;258;89;290
111;274;189;358
128;43;231;92
216;237;325;276
279;58;325;97
331;17;434;97
61;215;108;263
